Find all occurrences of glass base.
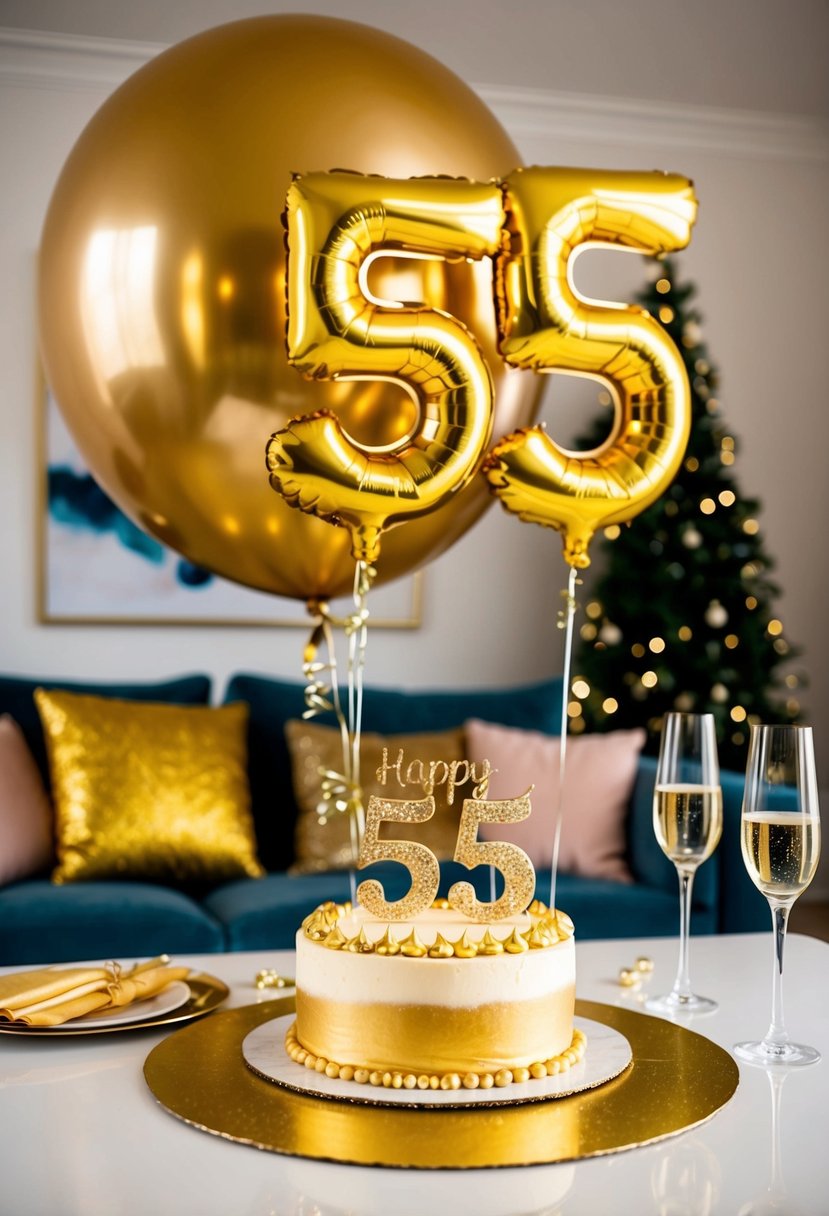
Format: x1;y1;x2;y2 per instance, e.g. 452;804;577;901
645;991;718;1016
734;1039;821;1068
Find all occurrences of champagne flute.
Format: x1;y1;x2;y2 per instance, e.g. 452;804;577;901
734;723;821;1067
646;712;722;1015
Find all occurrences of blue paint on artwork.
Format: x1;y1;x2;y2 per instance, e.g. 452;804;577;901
176;561;213;588
47;466;214;589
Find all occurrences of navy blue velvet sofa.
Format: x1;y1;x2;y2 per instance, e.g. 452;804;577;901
0;671;767;965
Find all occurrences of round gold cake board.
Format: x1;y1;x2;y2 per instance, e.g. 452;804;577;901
144;997;738;1169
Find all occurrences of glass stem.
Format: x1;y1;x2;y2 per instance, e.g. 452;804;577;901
765;901;792;1047
673;867;695;997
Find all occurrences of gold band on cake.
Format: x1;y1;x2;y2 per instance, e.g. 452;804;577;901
285;1021;587;1090
295;988;576;1074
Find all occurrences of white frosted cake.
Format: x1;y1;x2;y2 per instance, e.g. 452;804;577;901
287;898;583;1091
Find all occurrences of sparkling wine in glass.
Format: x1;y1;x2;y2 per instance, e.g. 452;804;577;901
734;723;821;1067
646;712;722;1015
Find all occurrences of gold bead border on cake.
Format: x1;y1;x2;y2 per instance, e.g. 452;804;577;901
284;1022;587;1091
301;898;575;957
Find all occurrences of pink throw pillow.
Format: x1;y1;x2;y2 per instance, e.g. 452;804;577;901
465;719;646;884
0;715;54;885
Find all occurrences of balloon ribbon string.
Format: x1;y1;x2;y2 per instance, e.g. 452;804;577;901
550;564;579;913
345;560;374;901
301;562;375;905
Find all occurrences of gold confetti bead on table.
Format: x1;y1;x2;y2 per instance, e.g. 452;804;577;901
619;967;641;987
635;956;655;973
254;969;293;989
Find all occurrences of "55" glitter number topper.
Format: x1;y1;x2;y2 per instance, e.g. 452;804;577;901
356;792;536;922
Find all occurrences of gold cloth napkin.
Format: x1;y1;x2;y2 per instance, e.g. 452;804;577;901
0;956;190;1026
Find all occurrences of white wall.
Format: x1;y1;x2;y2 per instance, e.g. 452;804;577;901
1;5;827;808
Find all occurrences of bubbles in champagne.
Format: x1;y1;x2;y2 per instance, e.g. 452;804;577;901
741;813;820;900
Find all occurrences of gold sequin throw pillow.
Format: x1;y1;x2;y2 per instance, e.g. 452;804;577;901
35;689;264;885
285;719;475;874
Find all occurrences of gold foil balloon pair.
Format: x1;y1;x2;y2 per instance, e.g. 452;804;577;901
268;167;697;569
39;14;697;595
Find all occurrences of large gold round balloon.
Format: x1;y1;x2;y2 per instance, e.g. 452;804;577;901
38;15;540;601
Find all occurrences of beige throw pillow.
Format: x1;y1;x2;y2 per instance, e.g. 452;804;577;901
286;720;474;874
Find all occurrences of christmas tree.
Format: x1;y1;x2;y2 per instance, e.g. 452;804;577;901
571;258;803;772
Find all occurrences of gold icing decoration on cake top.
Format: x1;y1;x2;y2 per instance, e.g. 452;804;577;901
301;900;573;958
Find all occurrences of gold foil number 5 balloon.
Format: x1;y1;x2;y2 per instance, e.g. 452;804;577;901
484;167;698;567
267;173;504;564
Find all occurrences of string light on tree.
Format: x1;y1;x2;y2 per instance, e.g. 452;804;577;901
705;601;728;629
573;257;804;770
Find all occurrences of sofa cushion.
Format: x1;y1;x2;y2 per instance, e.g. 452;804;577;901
552;870;717;939
0;716;54;886
35;691;263;886
205;861;503;951
223;673;563;872
0;674;212;793
466;720;645;883
0;880;224;965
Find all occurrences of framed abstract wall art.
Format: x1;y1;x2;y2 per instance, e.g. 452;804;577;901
37;377;423;629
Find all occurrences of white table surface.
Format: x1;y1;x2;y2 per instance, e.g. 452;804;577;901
2;932;828;1216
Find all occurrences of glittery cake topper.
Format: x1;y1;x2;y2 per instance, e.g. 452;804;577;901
356;757;536;921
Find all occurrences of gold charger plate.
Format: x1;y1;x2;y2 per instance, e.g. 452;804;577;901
143;996;739;1169
0;972;228;1037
